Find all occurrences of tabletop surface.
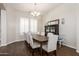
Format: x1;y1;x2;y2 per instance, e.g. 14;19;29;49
32;34;48;42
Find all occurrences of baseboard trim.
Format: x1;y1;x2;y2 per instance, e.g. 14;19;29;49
0;39;25;47
0;44;7;47
6;39;25;46
6;40;17;46
62;43;76;49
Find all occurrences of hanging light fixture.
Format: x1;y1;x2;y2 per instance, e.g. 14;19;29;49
31;3;40;16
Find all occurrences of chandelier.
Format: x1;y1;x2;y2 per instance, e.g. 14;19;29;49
31;3;40;16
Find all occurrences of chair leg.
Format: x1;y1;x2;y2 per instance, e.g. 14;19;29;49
46;53;48;56
54;50;57;56
32;49;34;56
28;44;30;48
45;52;49;56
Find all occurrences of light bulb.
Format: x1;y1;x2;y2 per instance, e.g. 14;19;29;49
31;11;40;16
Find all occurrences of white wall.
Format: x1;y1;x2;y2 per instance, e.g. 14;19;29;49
0;4;7;46
0;10;1;39
42;4;77;49
0;3;5;10
1;9;7;46
76;4;79;53
5;6;17;45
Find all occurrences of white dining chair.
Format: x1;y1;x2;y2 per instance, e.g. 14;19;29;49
29;33;40;55
40;32;45;36
24;32;30;47
36;32;40;34
42;33;58;55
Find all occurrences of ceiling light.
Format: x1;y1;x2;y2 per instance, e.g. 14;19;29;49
30;3;41;16
31;11;40;16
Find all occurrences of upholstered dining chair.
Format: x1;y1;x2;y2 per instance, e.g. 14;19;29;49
42;33;58;56
36;32;40;34
24;32;30;47
40;32;45;36
28;33;40;55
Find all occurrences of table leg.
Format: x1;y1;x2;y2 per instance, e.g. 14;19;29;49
40;43;42;56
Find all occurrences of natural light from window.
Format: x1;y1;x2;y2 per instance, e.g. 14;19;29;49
20;17;37;35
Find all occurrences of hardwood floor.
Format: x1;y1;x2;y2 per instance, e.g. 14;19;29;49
0;41;79;56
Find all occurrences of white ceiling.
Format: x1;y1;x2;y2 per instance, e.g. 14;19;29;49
4;3;61;15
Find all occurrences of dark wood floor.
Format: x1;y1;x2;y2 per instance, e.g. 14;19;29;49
0;41;79;56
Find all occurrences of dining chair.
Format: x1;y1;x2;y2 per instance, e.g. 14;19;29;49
24;32;30;47
42;33;58;56
58;35;64;47
29;33;40;55
40;32;45;36
36;32;40;34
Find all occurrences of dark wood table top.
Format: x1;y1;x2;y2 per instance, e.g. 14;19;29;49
32;34;48;43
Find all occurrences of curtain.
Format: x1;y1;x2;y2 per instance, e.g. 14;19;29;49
30;19;37;33
20;17;37;35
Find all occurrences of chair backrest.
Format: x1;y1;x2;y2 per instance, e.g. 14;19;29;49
36;32;40;34
24;32;27;40
41;32;45;35
28;32;33;47
24;32;30;44
47;33;58;52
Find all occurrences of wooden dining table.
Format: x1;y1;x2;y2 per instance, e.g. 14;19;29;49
32;34;48;56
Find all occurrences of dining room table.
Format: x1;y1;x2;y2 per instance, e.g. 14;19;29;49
32;34;48;56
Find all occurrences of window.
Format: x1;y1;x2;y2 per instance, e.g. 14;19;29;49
20;17;25;35
24;18;29;33
30;19;37;33
20;17;37;35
